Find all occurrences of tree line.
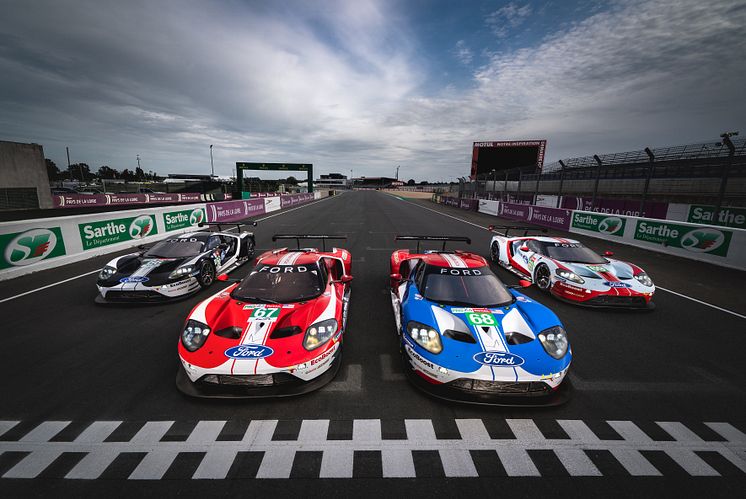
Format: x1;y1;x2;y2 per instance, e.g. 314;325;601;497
46;159;158;182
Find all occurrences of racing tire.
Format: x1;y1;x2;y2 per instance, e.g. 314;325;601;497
246;237;255;259
534;264;552;292
197;261;216;289
490;241;499;262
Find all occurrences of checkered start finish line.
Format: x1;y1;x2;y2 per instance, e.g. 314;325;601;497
1;419;744;479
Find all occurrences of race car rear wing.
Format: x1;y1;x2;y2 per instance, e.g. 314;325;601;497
272;234;347;252
395;235;471;253
487;225;548;237
199;221;258;233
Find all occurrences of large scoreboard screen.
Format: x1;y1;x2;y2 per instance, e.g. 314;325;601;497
470;140;546;179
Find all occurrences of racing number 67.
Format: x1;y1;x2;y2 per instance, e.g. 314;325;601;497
251;308;280;320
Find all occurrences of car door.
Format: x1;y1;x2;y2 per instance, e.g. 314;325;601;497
525;240;544;274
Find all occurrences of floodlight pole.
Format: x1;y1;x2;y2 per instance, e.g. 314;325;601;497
66;146;72;181
504;170;509;202
591;155;602;211
557;160;566;208
715;132;738;224
210;145;214;177
639;147;655;217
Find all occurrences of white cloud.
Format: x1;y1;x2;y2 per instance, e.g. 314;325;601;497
0;0;422;176
454;40;473;65
0;0;744;180
389;0;746;176
486;2;533;38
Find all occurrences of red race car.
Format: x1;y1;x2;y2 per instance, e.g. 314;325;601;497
176;235;352;398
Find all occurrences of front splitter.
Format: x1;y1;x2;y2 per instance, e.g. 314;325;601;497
176;349;342;399
404;362;573;407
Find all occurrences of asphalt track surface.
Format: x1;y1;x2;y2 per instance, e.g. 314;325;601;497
1;190;745;498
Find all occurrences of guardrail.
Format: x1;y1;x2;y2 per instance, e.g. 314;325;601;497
0;192;325;281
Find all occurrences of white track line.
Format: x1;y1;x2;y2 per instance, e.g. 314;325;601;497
0;195;340;304
0;269;102;304
656;286;746;320
397;195;746;320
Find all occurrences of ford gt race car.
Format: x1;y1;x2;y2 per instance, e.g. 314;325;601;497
176;234;352;398
389;236;572;406
488;225;655;309
95;223;256;303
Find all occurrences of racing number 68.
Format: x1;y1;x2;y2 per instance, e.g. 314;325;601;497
467;313;495;326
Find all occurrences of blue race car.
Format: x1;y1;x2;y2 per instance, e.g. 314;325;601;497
389;236;572;406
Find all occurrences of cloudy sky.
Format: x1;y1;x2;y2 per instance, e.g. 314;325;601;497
1;0;744;181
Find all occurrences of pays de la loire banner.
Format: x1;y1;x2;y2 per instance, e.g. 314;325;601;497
53;192;202;208
207;199;266;223
499;202;572;231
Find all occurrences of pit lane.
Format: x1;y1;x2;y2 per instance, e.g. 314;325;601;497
1;190;744;497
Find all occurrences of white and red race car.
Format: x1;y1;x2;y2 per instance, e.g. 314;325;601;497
176;235;352;397
488;225;655;309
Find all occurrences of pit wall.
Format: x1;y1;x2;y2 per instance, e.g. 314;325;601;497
433;196;746;271
0;192;324;281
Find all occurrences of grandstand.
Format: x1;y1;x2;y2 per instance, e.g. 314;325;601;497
462;135;746;212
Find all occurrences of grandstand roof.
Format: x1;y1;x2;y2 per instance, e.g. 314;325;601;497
543;137;746;172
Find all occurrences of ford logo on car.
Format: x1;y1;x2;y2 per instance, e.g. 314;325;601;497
224;344;274;359
473;351;525;367
604;281;631;288
119;276;149;283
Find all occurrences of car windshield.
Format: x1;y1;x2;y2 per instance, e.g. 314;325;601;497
419;265;513;307
232;264;325;303
544;243;606;264
144;239;204;258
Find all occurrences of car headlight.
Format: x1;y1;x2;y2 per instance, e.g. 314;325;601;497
182;319;210;352
538;326;569;360
407;321;442;354
634;272;653;287
170;265;196;279
555;268;584;284
98;265;116;280
304;318;338;351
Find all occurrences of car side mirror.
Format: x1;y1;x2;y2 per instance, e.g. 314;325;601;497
604;251;614;257
390;273;402;282
518;279;532;288
519;246;529;252
217;273;229;281
340;275;353;283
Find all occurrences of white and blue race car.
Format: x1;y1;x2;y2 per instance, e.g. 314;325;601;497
488;225;655;309
389;236;572;406
95;223;256;303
